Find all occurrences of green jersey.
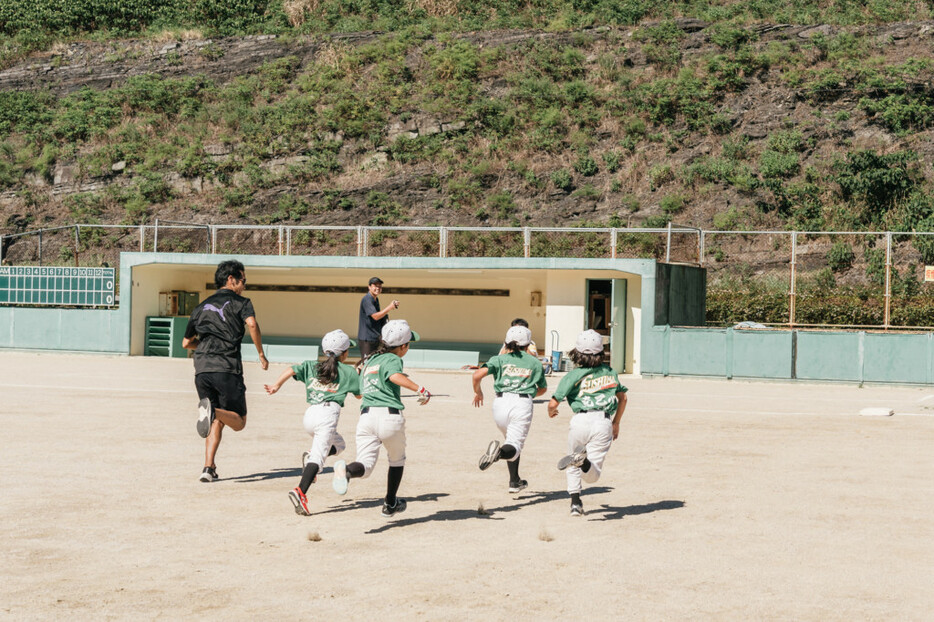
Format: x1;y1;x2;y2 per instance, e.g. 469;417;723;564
360;352;405;410
291;360;360;406
483;351;547;396
552;364;627;415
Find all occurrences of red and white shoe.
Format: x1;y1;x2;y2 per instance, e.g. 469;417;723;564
288;487;310;516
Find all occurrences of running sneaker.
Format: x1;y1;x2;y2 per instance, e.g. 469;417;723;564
508;479;528;494
478;440;502;471
557;449;588;471
199;466;217;483
381;498;407;517
288;487;311;516
570;503;584;517
332;460;349;495
196;398;214;438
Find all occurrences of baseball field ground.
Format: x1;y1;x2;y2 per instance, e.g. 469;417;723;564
3;351;933;619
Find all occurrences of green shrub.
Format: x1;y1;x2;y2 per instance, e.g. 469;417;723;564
659;193;685;214
602;151;621;173
648;164;674;189
827;241;855;272
759;150;799;179
551;169;574;192
430;40;480;81
833;150;919;225
573;155;598;177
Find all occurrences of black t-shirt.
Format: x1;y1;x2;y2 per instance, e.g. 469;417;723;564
358;293;385;342
184;288;256;375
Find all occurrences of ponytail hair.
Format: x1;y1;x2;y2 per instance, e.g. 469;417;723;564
569;348;603;369
503;340;525;354
316;351;341;384
358;340;395;371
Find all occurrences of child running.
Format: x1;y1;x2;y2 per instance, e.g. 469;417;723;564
548;329;628;517
473;324;548;493
331;319;431;518
264;329;360;516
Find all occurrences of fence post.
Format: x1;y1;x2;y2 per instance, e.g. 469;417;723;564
211;225;217;254
0;234;4;264
278;226;284;256
38;229;43;266
74;225;80;267
286;227;292;256
153;218;159;253
699;230;705;266
523;228;531;258
665;222;672;263
139;225;144;252
439;227;447;258
789;232;797;327
884;232;892;330
610;228;617;259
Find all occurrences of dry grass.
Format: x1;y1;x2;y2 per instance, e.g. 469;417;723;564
283;0;321;28
152;29;204;43
409;0;459;17
307;531;322;541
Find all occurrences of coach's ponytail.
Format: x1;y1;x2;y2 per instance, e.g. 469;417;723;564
316;351;341;384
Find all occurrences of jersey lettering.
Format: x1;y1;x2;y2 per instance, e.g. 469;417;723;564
503;364;533;378
580;376;618;393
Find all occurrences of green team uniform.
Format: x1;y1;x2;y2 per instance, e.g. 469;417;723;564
291;360;360;406
483;351;547;395
360;352;405;410
553;365;627;415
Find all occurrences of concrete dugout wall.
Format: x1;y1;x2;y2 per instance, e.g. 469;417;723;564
125;253;656;373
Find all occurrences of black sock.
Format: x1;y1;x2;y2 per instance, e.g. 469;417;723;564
506;455;521;482
299;463;320;494
328;445;338;456
499;444;517;461
386;466;404;506
581;458;591;473
347;462;365;479
571;493;582;506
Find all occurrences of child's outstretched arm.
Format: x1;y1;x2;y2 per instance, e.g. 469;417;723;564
264;368;295;395
611;391;628;439
471;367;489;407
389;373;431;405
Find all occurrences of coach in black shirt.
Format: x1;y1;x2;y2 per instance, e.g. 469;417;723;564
357;276;399;359
183;259;268;483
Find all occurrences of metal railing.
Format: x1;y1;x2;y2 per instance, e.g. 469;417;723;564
4;222;934;330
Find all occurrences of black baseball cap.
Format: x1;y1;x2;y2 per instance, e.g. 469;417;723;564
368;277;384;285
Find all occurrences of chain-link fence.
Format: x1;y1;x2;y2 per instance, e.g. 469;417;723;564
8;222;934;328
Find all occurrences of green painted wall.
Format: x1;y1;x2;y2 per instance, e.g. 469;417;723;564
0;306;127;352
645;326;934;385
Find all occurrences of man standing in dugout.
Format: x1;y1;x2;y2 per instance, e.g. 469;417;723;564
182;259;268;483
358;277;399;359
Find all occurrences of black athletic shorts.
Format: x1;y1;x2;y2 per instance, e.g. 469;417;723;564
195;372;248;417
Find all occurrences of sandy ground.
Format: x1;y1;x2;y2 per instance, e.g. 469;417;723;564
2;350;934;620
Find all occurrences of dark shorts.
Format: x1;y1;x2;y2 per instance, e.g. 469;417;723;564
195;372;247;417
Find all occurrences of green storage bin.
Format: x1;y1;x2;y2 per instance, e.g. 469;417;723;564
145;316;190;358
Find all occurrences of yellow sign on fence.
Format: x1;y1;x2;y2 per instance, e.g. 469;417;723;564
925;266;934;282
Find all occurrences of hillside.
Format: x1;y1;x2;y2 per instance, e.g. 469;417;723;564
5;19;934;239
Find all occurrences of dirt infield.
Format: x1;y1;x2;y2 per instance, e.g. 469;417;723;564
2;351;934;620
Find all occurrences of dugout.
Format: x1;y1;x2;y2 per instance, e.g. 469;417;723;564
120;252;698;374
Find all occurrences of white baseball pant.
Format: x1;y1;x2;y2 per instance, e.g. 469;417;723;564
302;401;346;468
565;410;613;495
354;407;406;477
492;393;534;458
